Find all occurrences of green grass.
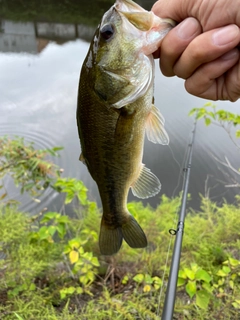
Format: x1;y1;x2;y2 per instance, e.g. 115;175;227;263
0;193;239;320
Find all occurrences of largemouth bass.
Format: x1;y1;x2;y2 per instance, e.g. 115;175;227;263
77;0;174;255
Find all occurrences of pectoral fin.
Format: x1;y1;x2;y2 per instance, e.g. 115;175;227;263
146;104;169;145
79;152;90;168
79;152;86;165
131;164;161;199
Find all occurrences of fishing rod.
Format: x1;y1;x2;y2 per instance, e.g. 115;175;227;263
161;119;197;320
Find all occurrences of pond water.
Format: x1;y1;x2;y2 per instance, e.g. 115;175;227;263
0;0;239;214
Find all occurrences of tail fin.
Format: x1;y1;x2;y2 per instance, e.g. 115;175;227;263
122;215;147;249
99;214;147;255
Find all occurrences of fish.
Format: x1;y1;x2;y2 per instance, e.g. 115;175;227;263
77;0;174;255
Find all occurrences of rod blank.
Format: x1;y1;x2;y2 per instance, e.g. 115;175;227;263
161;121;197;320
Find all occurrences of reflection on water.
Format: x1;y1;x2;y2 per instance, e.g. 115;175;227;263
0;0;158;54
0;0;239;214
0;19;96;53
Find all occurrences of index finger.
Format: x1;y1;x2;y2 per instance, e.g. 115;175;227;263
158;18;202;76
152;0;240;31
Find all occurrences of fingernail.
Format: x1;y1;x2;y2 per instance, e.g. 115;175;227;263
221;49;239;60
212;25;239;46
176;18;200;40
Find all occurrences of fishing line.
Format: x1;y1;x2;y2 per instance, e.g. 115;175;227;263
156;222;176;317
168;124;195;198
156;191;182;317
167;144;186;197
156;119;197;319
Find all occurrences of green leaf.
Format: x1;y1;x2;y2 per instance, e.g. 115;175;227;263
195;269;212;283
68;238;81;250
60;287;76;299
178;270;187;279
56;224;65;239
218;278;225;286
46;148;57;156
222;266;231;274
205;117;211;126
188;108;197;117
144;274;153;284
208;111;215;119
79;275;89;286
235;130;240;138
29;283;36;291
86;271;95;283
41;212;58;223
122;275;129;285
184;268;195;280
13;313;24;320
133;274;144;284
202;282;213;293
153;277;162;290
57;215;70;224
228;258;240;267
196;112;205;120
76;287;83;294
38;226;50;240
216;266;230;277
196;290;211;309
52;146;64;152
65;192;75;204
232;302;240;309
229;280;234;289
66;286;76;294
186;281;196;299
69;250;79;264
190;263;198;272
217;270;226;277
60;291;66;299
204;102;213;107
152;276;162;286
47;225;57;236
91;257;100;267
177;277;186;287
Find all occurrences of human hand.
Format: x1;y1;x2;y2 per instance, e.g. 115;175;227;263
152;0;240;101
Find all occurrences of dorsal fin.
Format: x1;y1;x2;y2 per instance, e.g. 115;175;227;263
131;164;161;199
146;104;169;145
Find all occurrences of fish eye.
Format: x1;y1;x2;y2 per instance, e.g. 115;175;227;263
100;24;115;41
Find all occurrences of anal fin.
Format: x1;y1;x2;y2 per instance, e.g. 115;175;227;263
131;164;161;199
146;104;169;145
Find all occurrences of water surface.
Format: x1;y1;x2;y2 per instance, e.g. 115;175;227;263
0;0;239;214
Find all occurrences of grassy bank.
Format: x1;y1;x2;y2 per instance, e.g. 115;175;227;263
0;193;240;319
0;132;240;319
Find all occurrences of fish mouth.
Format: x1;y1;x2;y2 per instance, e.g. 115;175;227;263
115;0;152;31
115;0;175;31
115;0;146;13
